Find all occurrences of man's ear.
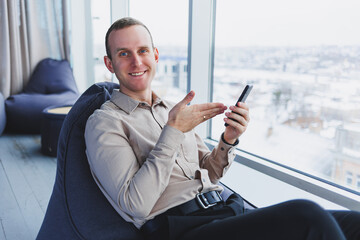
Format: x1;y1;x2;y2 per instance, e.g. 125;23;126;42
104;56;115;73
154;47;159;63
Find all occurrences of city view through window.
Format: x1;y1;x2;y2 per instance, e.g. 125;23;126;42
211;45;360;192
211;0;360;192
91;0;360;192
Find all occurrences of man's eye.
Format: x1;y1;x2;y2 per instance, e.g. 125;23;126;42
119;52;128;57
140;49;148;54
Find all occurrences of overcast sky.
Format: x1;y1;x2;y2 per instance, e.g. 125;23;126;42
92;0;360;47
216;0;360;47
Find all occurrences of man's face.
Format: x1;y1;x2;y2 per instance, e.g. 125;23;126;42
104;25;159;97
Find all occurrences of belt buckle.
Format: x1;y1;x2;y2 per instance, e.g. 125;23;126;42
196;192;218;209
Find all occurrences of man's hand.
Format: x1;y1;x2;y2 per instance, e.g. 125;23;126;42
223;102;250;144
167;91;227;133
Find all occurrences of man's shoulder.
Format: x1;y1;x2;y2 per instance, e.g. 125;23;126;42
87;100;122;123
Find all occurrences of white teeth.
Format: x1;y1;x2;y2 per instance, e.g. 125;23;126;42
130;71;145;76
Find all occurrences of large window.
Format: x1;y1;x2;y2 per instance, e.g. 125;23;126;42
130;0;189;102
212;0;360;192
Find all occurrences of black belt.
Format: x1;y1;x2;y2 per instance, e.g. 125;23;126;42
179;190;223;215
141;191;223;235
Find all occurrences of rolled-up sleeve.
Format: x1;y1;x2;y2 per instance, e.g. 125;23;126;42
197;134;238;183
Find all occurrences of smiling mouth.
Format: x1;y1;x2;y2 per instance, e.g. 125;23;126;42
129;71;146;76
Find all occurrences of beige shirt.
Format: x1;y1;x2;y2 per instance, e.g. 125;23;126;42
85;90;237;229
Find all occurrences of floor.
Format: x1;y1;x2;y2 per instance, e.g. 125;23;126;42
0;134;56;240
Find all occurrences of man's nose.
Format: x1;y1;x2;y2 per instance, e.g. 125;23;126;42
131;54;142;67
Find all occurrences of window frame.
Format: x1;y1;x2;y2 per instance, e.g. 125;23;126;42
187;0;216;138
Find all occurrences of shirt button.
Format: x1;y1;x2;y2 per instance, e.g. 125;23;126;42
202;178;206;182
220;147;225;151
190;176;194;179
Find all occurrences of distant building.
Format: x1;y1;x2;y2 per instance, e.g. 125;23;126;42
333;123;360;190
156;56;187;92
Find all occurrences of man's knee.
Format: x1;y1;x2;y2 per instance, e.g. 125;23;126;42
282;199;332;225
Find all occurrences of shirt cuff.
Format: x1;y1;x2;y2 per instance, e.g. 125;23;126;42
221;133;239;146
158;125;185;149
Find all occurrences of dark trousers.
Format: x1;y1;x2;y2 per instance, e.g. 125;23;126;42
144;194;360;240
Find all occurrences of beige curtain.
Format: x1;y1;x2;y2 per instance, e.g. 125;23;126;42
0;0;70;99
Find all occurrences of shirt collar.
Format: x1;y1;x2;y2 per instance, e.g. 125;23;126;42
110;89;168;114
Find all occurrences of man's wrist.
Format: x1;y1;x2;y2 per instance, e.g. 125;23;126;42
221;133;239;146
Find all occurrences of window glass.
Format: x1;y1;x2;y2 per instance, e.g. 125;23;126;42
346;171;353;185
91;0;112;83
130;0;188;102
212;0;360;193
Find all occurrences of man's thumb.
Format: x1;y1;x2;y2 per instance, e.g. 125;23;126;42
181;90;195;106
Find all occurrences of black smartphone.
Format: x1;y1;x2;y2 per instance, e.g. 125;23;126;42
225;84;253;127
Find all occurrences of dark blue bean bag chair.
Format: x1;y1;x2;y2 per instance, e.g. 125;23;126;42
0;92;6;135
37;82;143;240
5;58;79;133
37;82;254;239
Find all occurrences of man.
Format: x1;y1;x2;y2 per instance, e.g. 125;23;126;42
85;17;360;239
